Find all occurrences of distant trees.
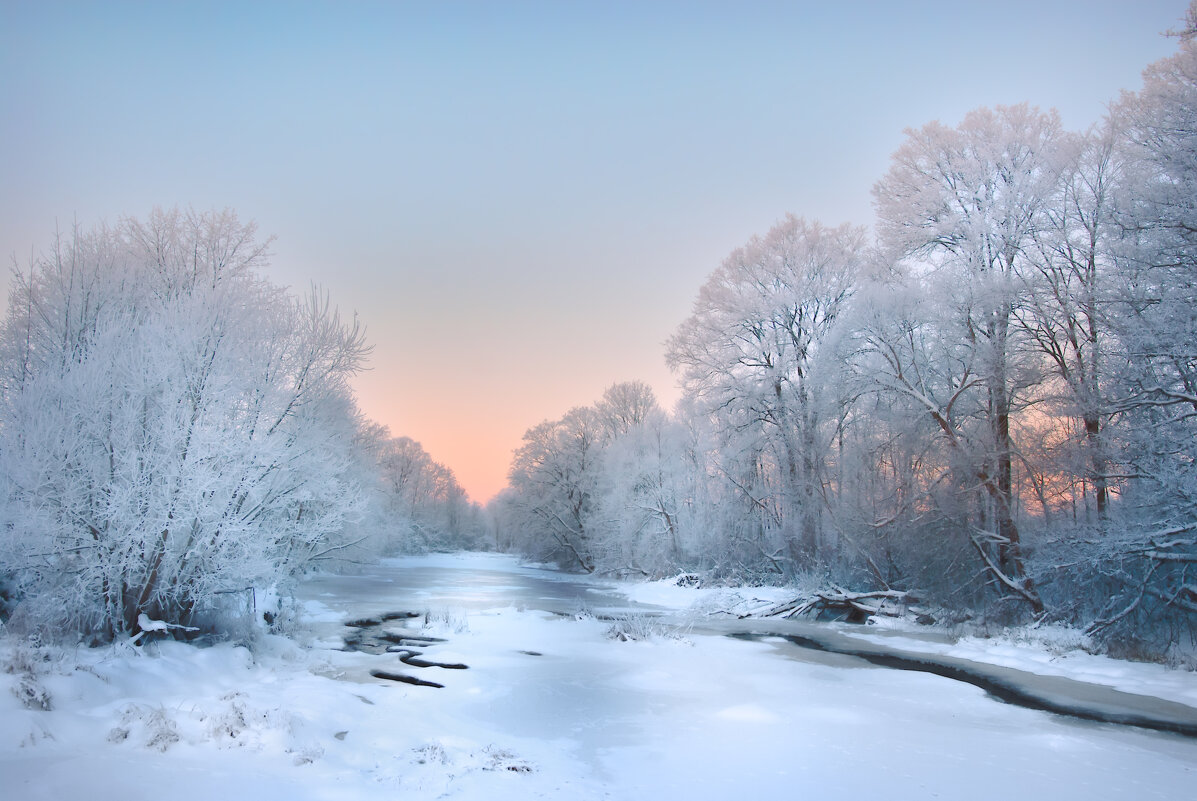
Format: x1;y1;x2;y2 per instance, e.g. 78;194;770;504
371;433;486;552
1019;123;1119;523
592;382;691;576
0;209;373;638
496;382;693;577
503;406;605;572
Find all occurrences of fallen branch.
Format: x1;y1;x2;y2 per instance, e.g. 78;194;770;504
129;613;199;645
746;587;929;623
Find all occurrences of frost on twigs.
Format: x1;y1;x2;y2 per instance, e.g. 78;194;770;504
402;741;536;790
605;612;691;643
11;672;52;711
421;608;469;635
106;692;309;756
0;209;371;642
481;745;534;773
206;692;251;743
3;639;53;711
413;742;449;765
570;603;597;622
109;705;179;752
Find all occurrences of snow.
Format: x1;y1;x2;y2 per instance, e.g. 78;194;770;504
839;625;1197;710
3;553;1196;800
136;614;169;633
615;573;797;614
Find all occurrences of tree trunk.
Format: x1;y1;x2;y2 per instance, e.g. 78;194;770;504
1084;413;1108;519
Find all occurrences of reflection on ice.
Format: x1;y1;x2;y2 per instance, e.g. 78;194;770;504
298;553;648;620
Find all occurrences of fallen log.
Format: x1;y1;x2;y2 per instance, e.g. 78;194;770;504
747;588;931;624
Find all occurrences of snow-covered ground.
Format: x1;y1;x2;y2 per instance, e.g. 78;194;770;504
2;552;1195;800
622;574;1197;711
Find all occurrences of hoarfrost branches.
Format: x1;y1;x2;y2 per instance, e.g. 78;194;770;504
497;25;1197;651
0;209;372;639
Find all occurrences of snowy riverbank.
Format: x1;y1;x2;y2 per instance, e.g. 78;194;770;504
3;553;1196;800
619;572;1197;710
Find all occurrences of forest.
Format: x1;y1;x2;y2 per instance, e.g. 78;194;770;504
3;16;1197;661
493;27;1197;656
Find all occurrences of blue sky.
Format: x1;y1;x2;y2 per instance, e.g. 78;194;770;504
0;0;1185;500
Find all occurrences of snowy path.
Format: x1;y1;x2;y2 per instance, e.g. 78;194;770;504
3;552;1196;800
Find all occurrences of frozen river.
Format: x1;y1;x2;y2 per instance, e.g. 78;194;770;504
5;551;1196;801
298;552;645;617
293;552;1197;800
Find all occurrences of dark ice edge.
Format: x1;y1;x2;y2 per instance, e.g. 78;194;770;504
719;621;1197;739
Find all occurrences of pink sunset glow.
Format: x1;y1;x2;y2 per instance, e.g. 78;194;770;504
0;0;1181;503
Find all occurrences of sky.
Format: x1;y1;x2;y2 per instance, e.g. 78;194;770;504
0;0;1186;504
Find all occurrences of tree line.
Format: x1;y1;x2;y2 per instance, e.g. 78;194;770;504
0;209;485;640
493;26;1197;652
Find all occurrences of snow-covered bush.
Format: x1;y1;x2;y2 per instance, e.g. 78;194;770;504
0;209;371;640
2;637;53;710
605;612;690;642
422;607;470;635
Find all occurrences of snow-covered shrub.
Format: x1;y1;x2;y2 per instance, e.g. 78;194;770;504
413;742;450;765
109;704;179;752
2;636;53;710
481;745;534;773
570;603;596;622
206;693;252;743
605;612;690;643
0;210;371;640
422;608;470;635
258;587;306;637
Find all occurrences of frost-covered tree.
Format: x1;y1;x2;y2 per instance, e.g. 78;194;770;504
1016;124;1121;522
590;384;691;577
873;104;1067;615
505;406;604;571
0;209;371;638
1068;32;1197;635
595;380;659;439
667;216;866;570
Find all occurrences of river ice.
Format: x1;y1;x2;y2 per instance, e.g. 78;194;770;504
2;552;1195;799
